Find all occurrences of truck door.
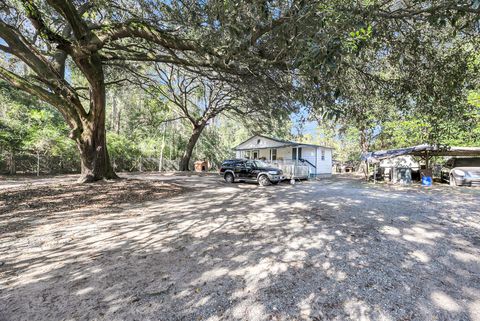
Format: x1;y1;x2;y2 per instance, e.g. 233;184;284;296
244;160;257;179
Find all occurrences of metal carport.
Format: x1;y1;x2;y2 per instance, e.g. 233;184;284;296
361;144;480;182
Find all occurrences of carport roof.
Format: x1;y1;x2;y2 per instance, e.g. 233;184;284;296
362;144;480;163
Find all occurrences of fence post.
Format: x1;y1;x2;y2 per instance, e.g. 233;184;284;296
8;151;16;175
36;151;40;176
159;123;166;172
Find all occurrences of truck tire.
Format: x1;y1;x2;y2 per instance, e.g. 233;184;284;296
258;175;271;186
449;175;457;186
224;172;235;183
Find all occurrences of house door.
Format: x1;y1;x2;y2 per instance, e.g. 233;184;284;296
252;150;259;159
292;147;302;160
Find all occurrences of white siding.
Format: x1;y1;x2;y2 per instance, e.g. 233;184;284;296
276;147;290;160
300;146;317;174
315;147;332;175
259;149;270;159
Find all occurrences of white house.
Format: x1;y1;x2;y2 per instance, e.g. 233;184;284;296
233;135;333;177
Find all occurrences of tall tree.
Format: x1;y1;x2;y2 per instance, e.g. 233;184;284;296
153;66;243;171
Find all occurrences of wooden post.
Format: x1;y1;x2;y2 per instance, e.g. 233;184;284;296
294;148;298;180
365;160;369;181
373;164;377;184
159;123;166;172
36;151;40;176
8;150;16;175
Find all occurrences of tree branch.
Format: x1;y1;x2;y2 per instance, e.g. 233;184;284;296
20;0;71;49
0;66;82;127
45;0;90;40
94;20;196;51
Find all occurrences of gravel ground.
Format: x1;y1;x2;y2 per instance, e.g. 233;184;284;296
1;174;479;321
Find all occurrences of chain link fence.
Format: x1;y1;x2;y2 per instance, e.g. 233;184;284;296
0;152;80;175
112;157;181;172
1;151;225;176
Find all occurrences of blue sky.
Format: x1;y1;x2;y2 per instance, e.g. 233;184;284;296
290;108;318;138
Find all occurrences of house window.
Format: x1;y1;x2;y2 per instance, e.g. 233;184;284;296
270;149;277;161
321;149;325;161
257;139;261;144
292;147;302;160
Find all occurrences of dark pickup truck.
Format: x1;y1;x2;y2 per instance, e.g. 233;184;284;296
219;159;285;186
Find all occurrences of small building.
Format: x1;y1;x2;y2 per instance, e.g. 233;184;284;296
333;161;356;173
194;160;209;172
379;155;420;183
233;135;333;177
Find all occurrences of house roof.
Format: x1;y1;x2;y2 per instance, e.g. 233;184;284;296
233;134;333;151
362;144;480;163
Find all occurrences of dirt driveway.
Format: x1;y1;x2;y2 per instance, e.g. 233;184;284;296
1;174;480;321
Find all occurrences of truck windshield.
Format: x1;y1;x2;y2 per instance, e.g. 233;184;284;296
253;160;269;168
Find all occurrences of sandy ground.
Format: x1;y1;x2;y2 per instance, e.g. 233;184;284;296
1;173;480;321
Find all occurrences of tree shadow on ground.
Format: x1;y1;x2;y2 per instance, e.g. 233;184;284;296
1;176;479;321
0;179;186;239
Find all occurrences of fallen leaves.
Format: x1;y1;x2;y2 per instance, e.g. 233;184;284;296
0;179;186;216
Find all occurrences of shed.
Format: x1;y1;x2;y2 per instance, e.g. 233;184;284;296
194;160;208;172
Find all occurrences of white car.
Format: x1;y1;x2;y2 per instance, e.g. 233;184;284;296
441;158;480;186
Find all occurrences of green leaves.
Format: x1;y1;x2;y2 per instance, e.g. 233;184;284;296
0;83;74;157
468;91;480;107
346;24;373;52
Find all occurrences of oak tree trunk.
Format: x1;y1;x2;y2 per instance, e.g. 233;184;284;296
73;54;118;183
76;120;117;183
179;125;205;171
